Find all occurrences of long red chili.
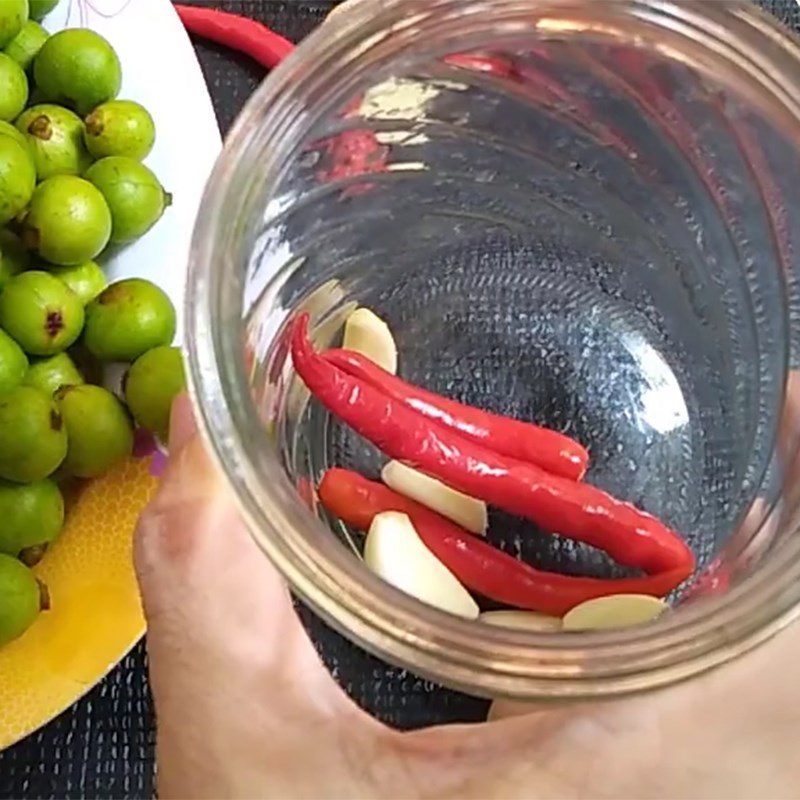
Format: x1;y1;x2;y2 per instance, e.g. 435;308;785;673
324;348;588;481
292;313;694;575
174;5;294;70
319;469;689;615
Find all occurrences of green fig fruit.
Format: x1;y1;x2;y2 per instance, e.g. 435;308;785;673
15;104;91;180
28;0;60;23
0;478;63;560
20;176;111;265
0;1;27;52
0;554;44;647
0;327;28;395
0;271;84;355
0;52;28;120
33;28;121;116
24;351;83;395
3;20;48;71
0;136;35;225
0;384;67;482
125;345;185;439
84;279;176;361
85;157;170;244
56;384;133;478
84;100;155;161
47;259;107;305
0;228;29;290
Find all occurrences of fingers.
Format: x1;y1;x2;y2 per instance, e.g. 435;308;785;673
135;395;382;797
134;392;361;704
134;393;295;645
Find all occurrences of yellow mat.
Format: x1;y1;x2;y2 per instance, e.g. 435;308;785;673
0;457;157;750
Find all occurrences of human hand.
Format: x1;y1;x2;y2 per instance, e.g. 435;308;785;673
135;396;800;799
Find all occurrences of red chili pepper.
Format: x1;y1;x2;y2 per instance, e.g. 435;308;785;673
291;314;694;575
443;53;519;79
314;129;389;184
319;468;689;615
324;348;588;481
174;5;294;70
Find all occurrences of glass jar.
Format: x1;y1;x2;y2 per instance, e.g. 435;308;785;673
186;0;800;698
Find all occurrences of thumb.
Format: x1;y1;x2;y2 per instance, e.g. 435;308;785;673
166;391;196;452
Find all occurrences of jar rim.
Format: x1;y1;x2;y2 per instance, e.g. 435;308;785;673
186;0;800;698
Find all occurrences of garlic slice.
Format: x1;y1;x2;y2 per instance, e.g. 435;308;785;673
364;511;479;619
381;460;487;535
342;307;397;374
562;594;668;632
479;610;561;631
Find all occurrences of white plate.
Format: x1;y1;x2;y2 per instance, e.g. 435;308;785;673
0;0;221;750
44;0;222;341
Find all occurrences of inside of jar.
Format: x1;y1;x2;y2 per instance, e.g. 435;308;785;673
239;22;800;631
183;0;800;665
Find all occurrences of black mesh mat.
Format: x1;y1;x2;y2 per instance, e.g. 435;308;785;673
1;1;797;797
